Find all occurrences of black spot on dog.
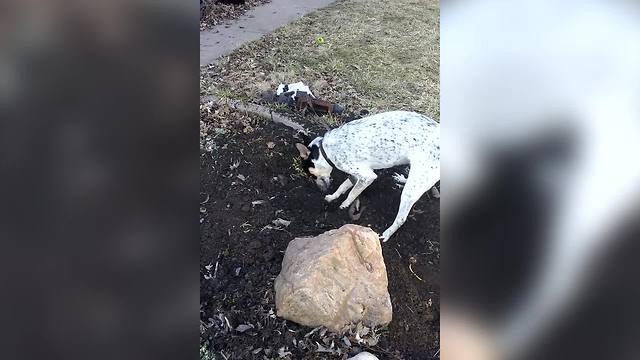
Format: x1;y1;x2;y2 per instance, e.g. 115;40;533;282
301;144;321;178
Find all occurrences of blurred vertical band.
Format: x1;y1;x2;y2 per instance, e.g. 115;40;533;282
0;1;199;359
441;1;640;359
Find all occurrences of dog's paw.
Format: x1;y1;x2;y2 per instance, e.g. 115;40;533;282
325;194;337;203
380;229;394;242
339;199;352;209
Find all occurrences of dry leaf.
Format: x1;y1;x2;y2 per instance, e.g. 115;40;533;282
235;324;252;332
272;218;291;227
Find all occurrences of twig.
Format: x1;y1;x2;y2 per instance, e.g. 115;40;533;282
260;225;292;236
409;263;423;281
368;345;396;355
213;251;221;279
201;95;306;132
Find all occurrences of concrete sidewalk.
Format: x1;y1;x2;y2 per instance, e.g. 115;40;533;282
200;0;337;66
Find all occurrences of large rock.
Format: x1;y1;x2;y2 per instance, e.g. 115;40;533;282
274;224;392;331
348;352;380;360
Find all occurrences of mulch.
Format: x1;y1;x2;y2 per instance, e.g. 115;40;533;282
200;106;440;359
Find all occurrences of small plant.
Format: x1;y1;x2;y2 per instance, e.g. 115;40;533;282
292;156;306;177
269;102;290;112
324;112;344;127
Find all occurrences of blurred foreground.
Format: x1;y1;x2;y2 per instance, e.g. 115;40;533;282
442;0;640;359
1;1;198;359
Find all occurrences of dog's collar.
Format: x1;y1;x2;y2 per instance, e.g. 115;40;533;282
318;140;336;169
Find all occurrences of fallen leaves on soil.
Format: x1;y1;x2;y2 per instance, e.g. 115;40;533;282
200;0;272;30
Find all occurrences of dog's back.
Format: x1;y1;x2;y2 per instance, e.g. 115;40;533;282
324;111;439;169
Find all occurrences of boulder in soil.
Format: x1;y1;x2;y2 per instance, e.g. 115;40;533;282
274;224;392;331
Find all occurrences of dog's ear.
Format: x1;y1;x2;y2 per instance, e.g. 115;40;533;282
295;143;311;159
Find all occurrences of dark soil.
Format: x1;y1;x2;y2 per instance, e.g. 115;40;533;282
200;0;272;30
200;115;440;359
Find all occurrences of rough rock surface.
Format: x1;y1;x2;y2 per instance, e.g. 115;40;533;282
274;224;392;331
348;352;380;360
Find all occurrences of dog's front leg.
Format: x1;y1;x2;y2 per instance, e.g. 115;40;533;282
339;170;377;209
325;178;354;202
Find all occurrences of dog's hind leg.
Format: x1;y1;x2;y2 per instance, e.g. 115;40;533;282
325;178;354;202
339;168;377;209
381;165;439;242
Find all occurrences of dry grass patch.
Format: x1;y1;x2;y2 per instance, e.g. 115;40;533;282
201;0;440;119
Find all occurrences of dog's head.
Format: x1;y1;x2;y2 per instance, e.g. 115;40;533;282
295;136;333;193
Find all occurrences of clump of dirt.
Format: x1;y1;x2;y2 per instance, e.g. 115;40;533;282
200;111;439;359
200;0;272;30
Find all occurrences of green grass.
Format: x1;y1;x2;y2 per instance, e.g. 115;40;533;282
213;88;251;102
201;0;440;119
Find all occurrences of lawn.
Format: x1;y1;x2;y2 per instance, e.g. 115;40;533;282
200;0;439;119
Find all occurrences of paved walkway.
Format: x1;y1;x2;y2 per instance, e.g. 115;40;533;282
200;0;337;66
